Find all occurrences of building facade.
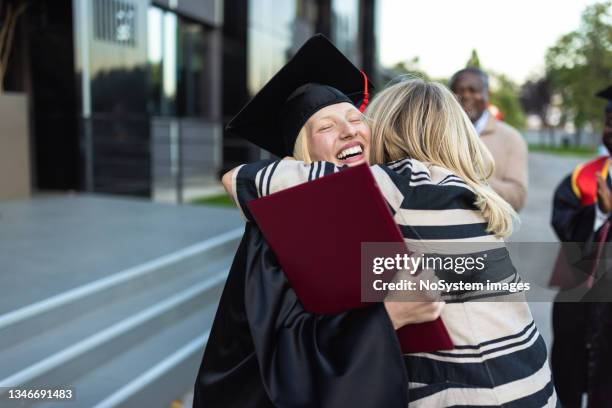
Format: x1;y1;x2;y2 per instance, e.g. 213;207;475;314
222;0;378;168
2;0;377;202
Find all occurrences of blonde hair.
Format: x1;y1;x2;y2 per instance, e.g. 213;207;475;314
292;127;313;163
366;78;517;237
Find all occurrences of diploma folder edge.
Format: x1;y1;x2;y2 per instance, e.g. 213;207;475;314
247;163;454;354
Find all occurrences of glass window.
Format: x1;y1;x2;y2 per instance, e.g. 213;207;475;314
148;7;164;115
163;12;178;112
247;29;290;96
148;7;215;119
331;0;360;65
246;0;319;96
147;7;177;116
176;18;216;118
249;0;296;38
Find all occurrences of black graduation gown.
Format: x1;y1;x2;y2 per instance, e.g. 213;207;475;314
551;175;612;408
193;223;408;408
552;175;599;243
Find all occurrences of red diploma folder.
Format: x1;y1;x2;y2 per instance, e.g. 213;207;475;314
247;163;453;354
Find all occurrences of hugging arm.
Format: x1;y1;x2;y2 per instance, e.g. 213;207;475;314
223;159;444;328
242;223;409;407
193;223;411;408
222;160;340;220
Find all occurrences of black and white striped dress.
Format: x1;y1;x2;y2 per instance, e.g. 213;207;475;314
232;158;558;407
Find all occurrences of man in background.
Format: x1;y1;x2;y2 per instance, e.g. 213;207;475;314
450;67;528;212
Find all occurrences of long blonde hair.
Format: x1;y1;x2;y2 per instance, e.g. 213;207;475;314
366;78;517;237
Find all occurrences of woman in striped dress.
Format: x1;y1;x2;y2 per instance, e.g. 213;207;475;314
223;78;557;407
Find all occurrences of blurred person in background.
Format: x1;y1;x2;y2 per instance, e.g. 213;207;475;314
550;85;612;408
450;67;528;212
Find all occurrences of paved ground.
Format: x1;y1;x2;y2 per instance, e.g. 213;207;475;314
512;152;588;348
0;194;243;315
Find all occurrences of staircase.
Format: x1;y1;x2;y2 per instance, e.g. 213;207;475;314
0;227;243;408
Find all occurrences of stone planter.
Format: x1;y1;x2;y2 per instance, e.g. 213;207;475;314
0;92;30;200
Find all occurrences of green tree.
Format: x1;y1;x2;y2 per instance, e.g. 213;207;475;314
489;73;526;130
545;1;612;140
391;56;430;81
466;49;481;68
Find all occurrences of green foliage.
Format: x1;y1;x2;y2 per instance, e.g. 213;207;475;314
519;78;552;127
466;49;481;68
489;73;526;130
191;194;236;207
391;57;430;80
528;143;597;157
545;1;612;132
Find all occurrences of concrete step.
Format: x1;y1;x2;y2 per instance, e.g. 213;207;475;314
0;258;229;380
0;228;242;407
0;228;241;352
39;283;220;408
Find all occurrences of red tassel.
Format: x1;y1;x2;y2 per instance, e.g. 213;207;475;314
358;70;369;113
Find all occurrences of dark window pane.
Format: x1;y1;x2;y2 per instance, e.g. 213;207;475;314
176;19;215;118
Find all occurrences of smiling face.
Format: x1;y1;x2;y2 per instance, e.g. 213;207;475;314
450;72;488;123
304;102;371;166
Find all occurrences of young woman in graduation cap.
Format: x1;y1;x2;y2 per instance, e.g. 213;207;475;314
193;35;442;408
223;76;559;405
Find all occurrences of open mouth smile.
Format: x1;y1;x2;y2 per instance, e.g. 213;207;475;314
336;142;365;164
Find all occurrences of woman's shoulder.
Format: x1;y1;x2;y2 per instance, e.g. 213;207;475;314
379;157;471;189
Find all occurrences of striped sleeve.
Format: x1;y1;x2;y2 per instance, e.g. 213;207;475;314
262;160;337;193
233;160;342;220
234;159;274;221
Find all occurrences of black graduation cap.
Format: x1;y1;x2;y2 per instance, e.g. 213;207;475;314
596;85;612;112
226;34;373;157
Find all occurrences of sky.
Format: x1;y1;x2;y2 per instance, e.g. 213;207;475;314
378;0;601;83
